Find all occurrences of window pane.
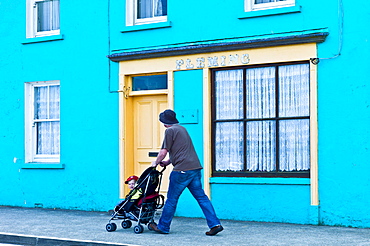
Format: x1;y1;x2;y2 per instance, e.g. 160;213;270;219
49;85;60;119
246;120;276;171
137;0;152;19
279;119;310;171
35;85;60;119
215;122;244;171
255;0;286;3
37;1;50;31
132;74;167;91
36;121;60;155
215;70;243;120
37;0;60;32
52;0;60;30
34;84;60;156
137;0;166;19
279;64;309;117
212;63;310;176
158;0;167;16
35;86;48;119
246;67;276;119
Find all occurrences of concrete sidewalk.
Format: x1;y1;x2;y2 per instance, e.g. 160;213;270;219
0;206;369;246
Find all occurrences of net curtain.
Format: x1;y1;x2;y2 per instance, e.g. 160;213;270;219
35;85;60;155
278;65;310;171
137;0;166;19
37;0;60;32
214;64;310;172
215;70;244;171
246;67;276;172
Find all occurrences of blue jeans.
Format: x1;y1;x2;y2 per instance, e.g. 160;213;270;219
157;169;221;233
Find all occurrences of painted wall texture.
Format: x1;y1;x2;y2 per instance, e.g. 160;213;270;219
110;0;370;228
0;0;119;211
1;0;370;228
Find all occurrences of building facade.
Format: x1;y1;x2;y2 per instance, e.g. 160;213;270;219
1;0;369;228
0;0;119;211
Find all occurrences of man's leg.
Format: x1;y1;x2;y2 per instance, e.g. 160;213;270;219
187;169;221;229
157;171;189;233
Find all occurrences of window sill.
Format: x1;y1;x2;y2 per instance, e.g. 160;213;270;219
22;34;64;45
209;177;309;185
238;5;301;19
21;163;65;169
121;21;172;33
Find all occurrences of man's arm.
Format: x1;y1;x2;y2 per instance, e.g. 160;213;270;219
151;148;170;167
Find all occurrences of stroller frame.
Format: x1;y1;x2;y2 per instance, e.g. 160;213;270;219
106;166;165;234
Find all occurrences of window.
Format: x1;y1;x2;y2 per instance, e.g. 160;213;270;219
245;0;295;12
126;0;167;25
25;81;60;163
212;63;310;177
132;74;167;91
26;0;60;38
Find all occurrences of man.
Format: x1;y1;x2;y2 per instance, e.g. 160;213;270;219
150;109;223;236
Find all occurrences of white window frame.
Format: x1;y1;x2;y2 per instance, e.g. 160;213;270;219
126;0;167;26
26;0;60;38
25;81;60;163
245;0;295;12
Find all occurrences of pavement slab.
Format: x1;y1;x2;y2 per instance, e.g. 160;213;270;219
0;206;369;246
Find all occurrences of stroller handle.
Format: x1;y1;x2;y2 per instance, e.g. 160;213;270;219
158;164;166;173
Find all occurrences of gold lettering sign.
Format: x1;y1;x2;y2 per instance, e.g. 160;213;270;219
176;54;250;70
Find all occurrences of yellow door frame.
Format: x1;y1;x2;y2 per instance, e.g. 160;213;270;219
119;71;174;198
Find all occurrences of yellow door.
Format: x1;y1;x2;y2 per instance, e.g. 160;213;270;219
127;94;171;197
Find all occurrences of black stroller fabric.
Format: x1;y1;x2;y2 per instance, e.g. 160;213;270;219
106;164;165;233
114;167;162;216
136;167;160;196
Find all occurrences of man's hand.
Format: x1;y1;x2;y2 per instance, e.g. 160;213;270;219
151;148;169;168
151;161;158;167
160;160;171;167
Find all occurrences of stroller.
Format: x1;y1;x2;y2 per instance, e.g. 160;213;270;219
106;166;165;234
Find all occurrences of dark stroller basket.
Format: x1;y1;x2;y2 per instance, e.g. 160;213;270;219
106;166;165;234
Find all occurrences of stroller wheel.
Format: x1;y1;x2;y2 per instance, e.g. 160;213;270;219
134;224;144;234
106;223;117;232
148;222;157;231
121;220;132;229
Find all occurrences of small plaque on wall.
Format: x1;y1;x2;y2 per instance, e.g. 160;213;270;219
177;109;198;124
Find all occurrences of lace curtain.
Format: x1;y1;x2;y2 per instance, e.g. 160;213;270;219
246;67;276;171
37;0;60;32
137;0;166;19
278;64;310;171
215;70;244;171
35;85;60;155
214;64;310;172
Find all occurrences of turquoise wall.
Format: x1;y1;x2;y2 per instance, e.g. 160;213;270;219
0;0;119;211
110;0;331;53
316;1;370;227
211;182;311;224
172;70;206;218
1;0;370;228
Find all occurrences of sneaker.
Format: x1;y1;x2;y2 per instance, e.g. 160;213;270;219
205;225;223;236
